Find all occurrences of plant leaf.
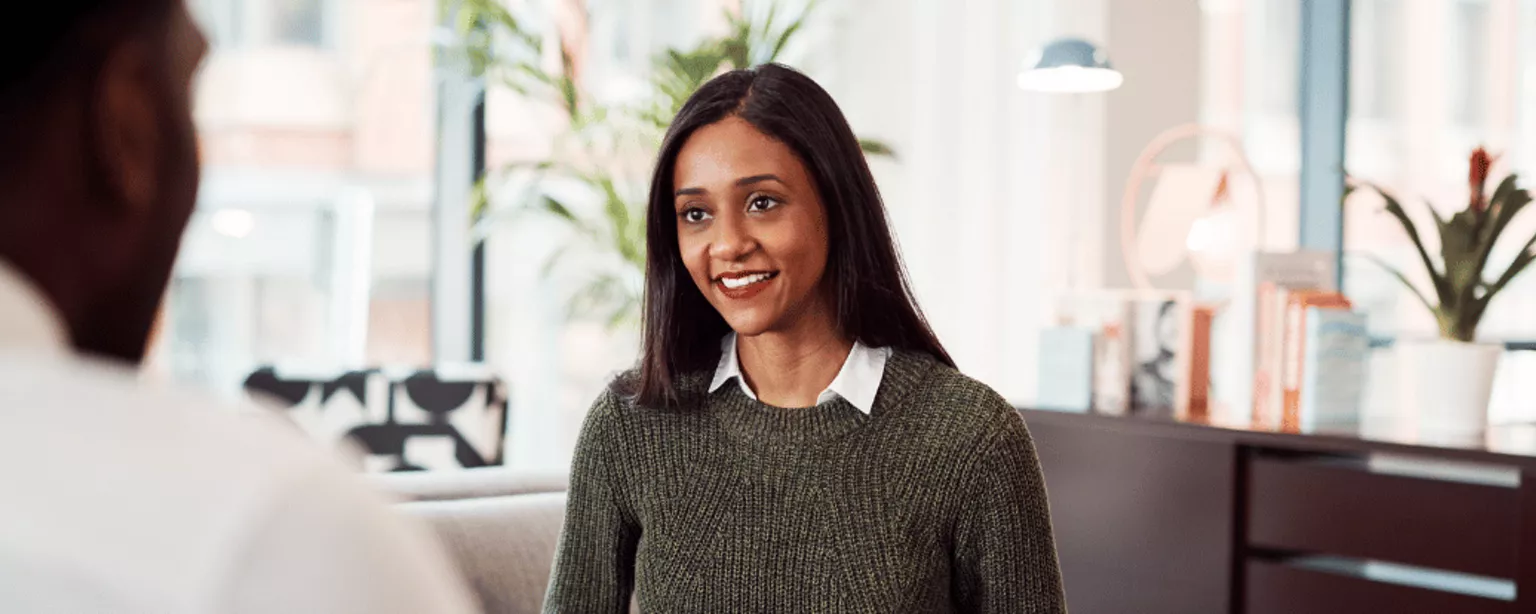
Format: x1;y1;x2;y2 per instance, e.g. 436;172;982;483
1357;182;1451;309
1481;232;1536;305
605;290;642;330
566;270;641;327
537;195;603;243
503;159;563;174
1471;175;1530;278
1440;207;1483;310
858;138;898;159
594;176;648;267
556;44;580;118
538;195;580;224
1465;236;1536;338
769;19;804;64
468;177;492;222
1353;252;1437;316
539;241;576;279
455;0;478;36
1482;174;1522;242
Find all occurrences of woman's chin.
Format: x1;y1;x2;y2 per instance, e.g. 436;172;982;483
722;312;778;338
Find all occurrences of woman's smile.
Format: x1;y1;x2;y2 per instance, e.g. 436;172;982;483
714;270;780;299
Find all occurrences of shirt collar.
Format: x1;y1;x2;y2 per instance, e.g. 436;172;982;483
0;259;70;357
709;332;890;414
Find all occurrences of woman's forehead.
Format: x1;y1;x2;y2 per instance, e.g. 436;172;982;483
673;117;809;189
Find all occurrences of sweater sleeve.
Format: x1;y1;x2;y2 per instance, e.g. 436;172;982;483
952;410;1067;613
543;388;639;614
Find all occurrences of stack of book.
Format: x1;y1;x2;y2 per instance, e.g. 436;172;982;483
1038;251;1368;428
1252;283;1369;431
1042;291;1210;420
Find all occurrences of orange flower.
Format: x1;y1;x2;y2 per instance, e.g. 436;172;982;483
1469;147;1494;213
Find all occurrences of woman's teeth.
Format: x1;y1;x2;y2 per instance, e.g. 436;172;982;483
720;273;774;289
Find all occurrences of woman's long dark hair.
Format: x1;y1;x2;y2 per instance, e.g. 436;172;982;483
636;63;953;407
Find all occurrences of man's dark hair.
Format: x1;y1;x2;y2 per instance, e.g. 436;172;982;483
0;0;177;171
0;0;177;108
635;63;955;408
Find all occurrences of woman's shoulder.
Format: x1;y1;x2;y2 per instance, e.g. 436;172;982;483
596;367;713;414
889;349;1019;430
605;368;643;399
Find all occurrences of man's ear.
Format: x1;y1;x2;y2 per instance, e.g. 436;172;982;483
91;38;162;218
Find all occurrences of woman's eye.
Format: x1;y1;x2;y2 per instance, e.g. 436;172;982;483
748;195;780;212
679;207;711;223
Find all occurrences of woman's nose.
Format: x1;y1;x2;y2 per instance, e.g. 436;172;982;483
708;216;757;262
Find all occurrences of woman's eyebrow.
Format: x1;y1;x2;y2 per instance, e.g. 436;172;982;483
675;174;783;197
736;174;782;187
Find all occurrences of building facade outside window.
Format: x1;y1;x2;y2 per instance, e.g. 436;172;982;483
153;0;437;394
194;0;335;49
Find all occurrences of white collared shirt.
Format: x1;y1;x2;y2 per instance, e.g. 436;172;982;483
709;332;891;414
0;261;475;613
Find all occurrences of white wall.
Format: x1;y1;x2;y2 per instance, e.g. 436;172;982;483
1102;0;1204;289
823;0;1062;403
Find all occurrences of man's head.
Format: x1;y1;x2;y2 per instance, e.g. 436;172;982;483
0;0;208;364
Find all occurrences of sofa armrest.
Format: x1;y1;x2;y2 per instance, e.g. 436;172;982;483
398;493;566;614
369;467;569;503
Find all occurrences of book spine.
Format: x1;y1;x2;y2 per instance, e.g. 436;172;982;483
1299;308;1369;429
1252;282;1276;423
1179;305;1215;421
1267;287;1294;426
1281;298;1307;431
1284;293;1354;430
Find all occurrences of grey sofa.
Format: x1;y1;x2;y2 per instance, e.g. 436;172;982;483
371;468;570;614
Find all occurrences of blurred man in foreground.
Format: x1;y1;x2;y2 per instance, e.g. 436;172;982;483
0;2;477;612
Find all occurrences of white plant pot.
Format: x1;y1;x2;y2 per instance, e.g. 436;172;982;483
1397;339;1501;437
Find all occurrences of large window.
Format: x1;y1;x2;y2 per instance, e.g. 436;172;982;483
153;0;438;395
480;0;721;471
1349;0;1403;122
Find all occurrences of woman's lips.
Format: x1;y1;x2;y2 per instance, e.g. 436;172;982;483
714;271;779;300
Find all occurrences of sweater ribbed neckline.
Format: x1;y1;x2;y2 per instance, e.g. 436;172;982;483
702;349;934;445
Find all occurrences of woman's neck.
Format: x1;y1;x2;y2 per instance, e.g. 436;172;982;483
736;312;852;408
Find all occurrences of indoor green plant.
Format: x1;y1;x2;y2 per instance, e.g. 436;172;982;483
1349;147;1535;434
1350;147;1535;342
445;0;892;328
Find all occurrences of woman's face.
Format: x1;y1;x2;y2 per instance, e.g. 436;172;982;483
672;116;832;338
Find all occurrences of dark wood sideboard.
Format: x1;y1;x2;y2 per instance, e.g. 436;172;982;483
1020;408;1536;614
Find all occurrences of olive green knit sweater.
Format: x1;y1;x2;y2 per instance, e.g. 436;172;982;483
543;349;1066;613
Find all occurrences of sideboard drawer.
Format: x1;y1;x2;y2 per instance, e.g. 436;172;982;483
1246;454;1519;578
1245;558;1513;614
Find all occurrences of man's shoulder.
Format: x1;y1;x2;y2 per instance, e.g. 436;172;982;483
0;354;475;612
0;352;340;477
0;352;379;561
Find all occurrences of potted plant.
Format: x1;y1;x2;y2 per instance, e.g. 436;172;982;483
1349;147;1535;435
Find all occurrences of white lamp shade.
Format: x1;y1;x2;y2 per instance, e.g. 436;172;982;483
1018;38;1123;93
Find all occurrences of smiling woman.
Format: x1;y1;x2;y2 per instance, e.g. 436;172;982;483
672;117;833;376
542;64;1067;613
639;64;954;410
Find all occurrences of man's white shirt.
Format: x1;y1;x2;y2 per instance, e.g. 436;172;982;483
0;261;477;613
